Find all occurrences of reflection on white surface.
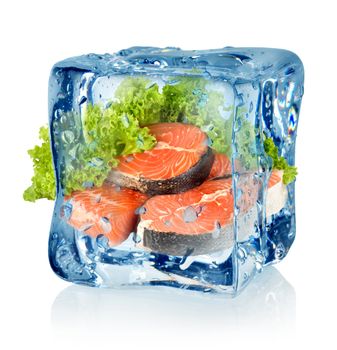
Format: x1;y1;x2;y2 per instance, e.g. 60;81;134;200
51;266;295;341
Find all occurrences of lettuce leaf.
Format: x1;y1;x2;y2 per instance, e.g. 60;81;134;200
62;104;156;195
264;137;298;184
113;77;163;126
23;126;56;201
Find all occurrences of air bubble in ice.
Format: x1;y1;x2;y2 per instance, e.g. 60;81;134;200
100;217;112;233
249;101;253;113
61;130;75;144
183;206;198;223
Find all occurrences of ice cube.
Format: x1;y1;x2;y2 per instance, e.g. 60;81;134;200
48;47;304;295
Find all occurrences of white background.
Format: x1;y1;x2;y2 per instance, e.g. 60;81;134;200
0;0;336;349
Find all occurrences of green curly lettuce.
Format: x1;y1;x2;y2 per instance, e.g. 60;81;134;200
61;104;156;195
113;77;164;126
23;126;56;201
264;137;297;184
24;76;258;200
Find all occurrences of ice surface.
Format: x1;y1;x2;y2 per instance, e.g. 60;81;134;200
48;47;304;295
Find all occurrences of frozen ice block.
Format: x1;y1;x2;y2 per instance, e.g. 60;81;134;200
47;47;304;295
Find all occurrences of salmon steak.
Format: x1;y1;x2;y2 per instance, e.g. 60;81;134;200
137;178;234;256
107;123;214;195
207;153;232;179
62;185;147;246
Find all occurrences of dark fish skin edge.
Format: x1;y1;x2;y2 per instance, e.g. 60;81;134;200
106;147;215;195
143;225;234;256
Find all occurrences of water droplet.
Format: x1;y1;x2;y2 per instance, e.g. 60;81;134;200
132;232;142;243
201;124;214;132
183;206;198;223
136;135;144;147
79;223;94;232
89;157;104;167
96;234;109;249
288;106;298;134
203;137;213;147
54;109;63;120
79;96;87;106
212;221;221;238
100;217;112;233
135;206;147;215
237;247;247;264
57;92;66;99
265;93;272;108
275;242;286;260
52;232;58;240
249;101;254;113
288;231;295;239
126;155;134;163
82;181;94;188
255;261;263;273
121;114;130;127
179;248;194;270
60;202;72;220
61;130;75;144
164;220;172;227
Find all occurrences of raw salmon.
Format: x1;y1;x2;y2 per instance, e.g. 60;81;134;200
207;153;231;179
107;123;214;195
63;185;147;245
137;178;234;256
